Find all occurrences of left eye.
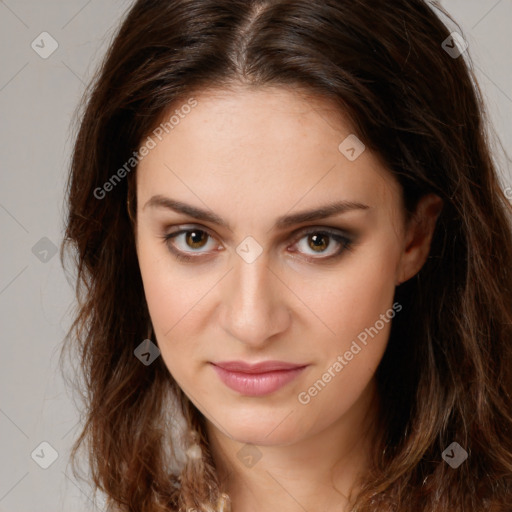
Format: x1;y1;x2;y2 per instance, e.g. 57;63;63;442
164;228;218;253
290;230;352;259
163;227;352;262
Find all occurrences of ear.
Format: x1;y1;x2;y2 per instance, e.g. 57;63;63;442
396;193;443;285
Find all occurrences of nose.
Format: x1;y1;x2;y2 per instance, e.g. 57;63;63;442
218;254;291;348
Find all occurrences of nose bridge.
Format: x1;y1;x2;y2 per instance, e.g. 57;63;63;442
234;255;271;307
219;252;289;345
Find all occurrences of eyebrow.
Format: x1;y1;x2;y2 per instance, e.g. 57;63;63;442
143;195;370;230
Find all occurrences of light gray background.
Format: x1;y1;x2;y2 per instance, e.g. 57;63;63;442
0;1;511;511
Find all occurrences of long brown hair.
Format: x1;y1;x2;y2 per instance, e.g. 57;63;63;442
60;1;512;510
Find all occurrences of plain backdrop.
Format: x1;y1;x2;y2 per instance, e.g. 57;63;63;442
0;1;511;510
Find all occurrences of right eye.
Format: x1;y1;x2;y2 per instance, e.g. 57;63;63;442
162;226;221;262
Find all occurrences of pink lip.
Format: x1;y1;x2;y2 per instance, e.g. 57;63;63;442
211;360;308;396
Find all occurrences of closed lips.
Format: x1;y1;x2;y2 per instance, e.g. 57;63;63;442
211;361;307;373
211;361;308;396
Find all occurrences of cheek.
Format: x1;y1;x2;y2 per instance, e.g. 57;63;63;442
137;232;205;370
307;231;400;346
137;226;215;324
291;236;399;427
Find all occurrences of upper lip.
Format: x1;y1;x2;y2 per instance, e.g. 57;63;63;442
212;360;307;373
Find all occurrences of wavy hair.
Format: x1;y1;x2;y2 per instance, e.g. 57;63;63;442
60;0;512;510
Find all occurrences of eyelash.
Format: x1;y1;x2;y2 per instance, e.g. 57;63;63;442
161;225;354;264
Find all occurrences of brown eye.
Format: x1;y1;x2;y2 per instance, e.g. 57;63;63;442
307;233;330;252
185;230;209;249
290;229;353;261
163;227;218;259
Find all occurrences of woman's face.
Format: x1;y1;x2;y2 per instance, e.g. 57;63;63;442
134;86;423;446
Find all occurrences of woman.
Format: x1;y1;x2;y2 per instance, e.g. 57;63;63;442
60;0;512;510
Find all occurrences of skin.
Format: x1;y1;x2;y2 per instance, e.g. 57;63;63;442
134;85;442;512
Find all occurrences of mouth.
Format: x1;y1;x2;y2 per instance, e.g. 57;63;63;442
210;360;308;396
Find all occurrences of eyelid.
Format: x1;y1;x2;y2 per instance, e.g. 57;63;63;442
167;223;217;238
163;225;221;252
162;223;355;261
288;225;352;241
164;223;352;243
287;227;353;260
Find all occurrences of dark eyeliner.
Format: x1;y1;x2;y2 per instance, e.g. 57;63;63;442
161;228;213;263
288;227;354;262
160;225;354;263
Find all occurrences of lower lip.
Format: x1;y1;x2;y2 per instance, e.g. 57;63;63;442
211;364;307;396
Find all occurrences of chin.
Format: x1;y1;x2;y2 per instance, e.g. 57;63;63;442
230;427;300;447
211;406;305;447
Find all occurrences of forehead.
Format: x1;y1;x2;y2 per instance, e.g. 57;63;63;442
136;86;400;223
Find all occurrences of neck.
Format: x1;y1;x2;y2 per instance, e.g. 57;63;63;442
205;377;380;512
